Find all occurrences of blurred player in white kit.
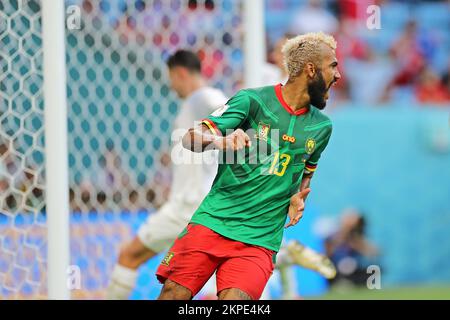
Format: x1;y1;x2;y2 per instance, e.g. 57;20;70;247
107;50;226;299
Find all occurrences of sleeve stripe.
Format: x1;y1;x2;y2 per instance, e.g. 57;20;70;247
202;118;221;136
305;164;317;172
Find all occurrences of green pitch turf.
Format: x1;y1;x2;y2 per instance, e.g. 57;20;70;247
310;286;450;300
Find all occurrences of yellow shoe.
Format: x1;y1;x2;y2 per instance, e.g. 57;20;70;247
286;241;337;279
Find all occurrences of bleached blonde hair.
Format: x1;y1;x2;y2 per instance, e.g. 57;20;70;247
282;32;337;79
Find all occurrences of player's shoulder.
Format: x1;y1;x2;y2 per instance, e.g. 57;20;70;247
308;106;333;133
235;85;276;106
309;106;331;121
243;85;276;97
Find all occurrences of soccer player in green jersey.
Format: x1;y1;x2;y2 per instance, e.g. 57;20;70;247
156;32;341;300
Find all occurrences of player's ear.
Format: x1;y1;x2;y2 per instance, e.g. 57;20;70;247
305;62;315;78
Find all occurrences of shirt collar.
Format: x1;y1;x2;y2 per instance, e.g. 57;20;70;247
274;83;309;116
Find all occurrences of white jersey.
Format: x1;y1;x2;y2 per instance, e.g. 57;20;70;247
169;86;227;207
138;86;227;252
261;62;288;87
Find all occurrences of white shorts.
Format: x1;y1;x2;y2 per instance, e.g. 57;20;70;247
137;201;197;253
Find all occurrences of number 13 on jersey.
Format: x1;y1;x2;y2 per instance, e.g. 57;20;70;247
268;151;291;177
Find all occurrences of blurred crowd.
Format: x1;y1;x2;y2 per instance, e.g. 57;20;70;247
265;0;450;107
75;0;450;106
73;0;244;93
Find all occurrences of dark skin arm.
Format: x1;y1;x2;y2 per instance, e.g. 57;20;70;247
285;172;313;228
182;124;219;152
182;124;251;153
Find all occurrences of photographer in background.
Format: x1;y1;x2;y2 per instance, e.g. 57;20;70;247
325;208;379;288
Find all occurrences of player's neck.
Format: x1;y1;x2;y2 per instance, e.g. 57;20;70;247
185;76;206;97
281;81;310;111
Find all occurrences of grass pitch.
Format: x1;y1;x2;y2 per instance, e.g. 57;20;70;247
311;286;450;300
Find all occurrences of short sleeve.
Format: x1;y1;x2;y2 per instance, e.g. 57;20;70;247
202;90;250;136
305;125;332;174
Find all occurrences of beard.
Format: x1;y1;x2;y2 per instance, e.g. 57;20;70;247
307;70;328;110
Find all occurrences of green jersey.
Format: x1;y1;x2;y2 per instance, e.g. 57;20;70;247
191;84;332;252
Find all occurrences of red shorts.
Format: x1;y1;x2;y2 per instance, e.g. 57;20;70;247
156;223;275;300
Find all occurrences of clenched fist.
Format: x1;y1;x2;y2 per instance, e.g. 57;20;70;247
213;129;252;151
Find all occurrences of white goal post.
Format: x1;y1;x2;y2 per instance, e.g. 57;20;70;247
42;0;70;300
243;0;265;88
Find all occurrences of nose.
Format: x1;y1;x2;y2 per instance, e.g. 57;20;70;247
335;69;342;81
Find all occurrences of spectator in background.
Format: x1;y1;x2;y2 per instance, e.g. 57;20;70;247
383;21;426;102
325;208;379;288
335;0;384;23
289;0;339;35
332;18;370;103
415;67;450;105
389;21;432;86
344;45;395;105
440;58;450;103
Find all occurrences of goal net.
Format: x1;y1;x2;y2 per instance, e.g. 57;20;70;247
0;0;244;299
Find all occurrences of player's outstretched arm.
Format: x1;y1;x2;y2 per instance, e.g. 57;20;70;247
182;124;251;153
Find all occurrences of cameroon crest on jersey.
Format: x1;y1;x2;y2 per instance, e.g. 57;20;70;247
256;122;270;141
305;138;316;154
